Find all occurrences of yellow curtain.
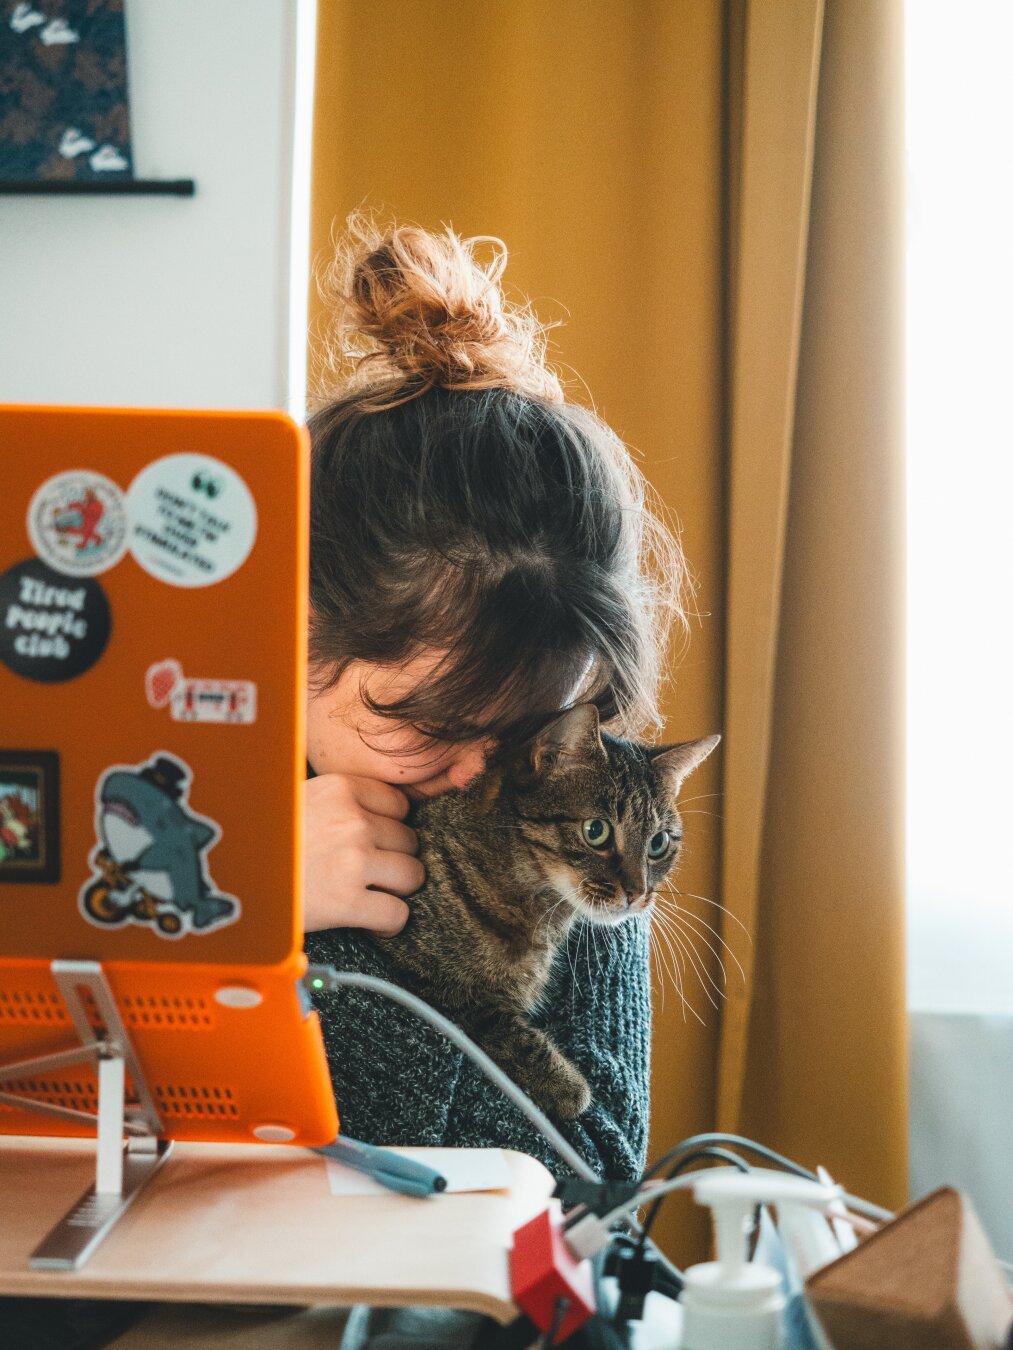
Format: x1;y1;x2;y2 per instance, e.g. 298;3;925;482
731;0;908;1211
308;0;907;1258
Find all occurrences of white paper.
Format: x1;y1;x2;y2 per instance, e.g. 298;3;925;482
324;1147;513;1197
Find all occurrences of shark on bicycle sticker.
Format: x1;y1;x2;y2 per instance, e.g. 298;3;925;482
78;752;239;939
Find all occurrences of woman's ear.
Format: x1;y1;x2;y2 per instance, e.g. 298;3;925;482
531;704;605;774
648;734;721;793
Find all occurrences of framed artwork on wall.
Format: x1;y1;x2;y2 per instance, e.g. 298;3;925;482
0;0;133;182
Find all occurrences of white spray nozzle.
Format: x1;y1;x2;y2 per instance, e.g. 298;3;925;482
678;1171;845;1349
691;1169;842;1269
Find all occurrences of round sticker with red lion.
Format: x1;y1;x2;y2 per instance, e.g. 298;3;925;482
27;470;129;578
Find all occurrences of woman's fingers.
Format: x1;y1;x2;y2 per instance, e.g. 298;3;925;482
364;848;425;903
340;889;411;938
365;812;418;856
303;772;423;935
348;776;412;820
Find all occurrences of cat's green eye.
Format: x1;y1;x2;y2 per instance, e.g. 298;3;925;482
647;830;672;860
582;818;612;848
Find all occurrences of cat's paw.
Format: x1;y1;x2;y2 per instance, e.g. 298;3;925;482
544;1063;592;1120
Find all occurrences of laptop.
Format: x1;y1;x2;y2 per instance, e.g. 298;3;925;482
0;404;338;1150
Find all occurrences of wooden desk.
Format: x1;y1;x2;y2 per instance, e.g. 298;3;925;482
0;1137;556;1325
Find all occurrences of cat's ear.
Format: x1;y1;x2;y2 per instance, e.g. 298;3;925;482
649;734;721;793
531;704;605;774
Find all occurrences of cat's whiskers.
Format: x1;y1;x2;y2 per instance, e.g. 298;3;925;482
578;903;605;983
581;918;602;992
646;912;679;1015
596;911;617;972
590;920;605;982
649;906;687;980
651;904;720;1003
656;892;747;985
532;891;570;941
576;879;634;982
559;905;582;991
654;906;728;1005
647;909;703;1024
668;888;754;943
580;910;596;988
567;879;591;986
654;896;729;986
656;912;722;1012
605;918;620;962
645;906;687;1000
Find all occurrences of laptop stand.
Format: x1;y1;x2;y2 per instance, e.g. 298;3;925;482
0;959;172;1270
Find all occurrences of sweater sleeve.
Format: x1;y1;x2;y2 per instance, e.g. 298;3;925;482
304;916;652;1181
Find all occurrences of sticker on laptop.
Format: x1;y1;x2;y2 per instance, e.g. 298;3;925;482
0;558;111;683
0;750;60;884
27;470;129;578
79;752;240;940
144;659;257;724
126;453;257;587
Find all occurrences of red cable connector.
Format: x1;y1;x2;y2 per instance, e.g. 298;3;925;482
509;1204;597;1342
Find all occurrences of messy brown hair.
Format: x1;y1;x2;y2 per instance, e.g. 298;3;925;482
308;214;690;747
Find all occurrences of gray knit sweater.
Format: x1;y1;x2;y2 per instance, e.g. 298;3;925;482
304;917;652;1181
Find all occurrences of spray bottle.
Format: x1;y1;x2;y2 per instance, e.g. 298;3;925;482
675;1171;842;1350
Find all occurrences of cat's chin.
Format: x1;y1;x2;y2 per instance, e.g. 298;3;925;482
565;893;655;926
542;870;654;924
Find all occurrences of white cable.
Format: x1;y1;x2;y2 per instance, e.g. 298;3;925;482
309;981;1013;1294
567;1169;731;1259
839;1193;894;1224
306;966;597;1180
306;964;687;1285
567;1168;899;1262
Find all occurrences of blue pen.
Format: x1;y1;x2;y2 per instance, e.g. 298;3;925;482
368;1168;444;1199
315;1136;447;1196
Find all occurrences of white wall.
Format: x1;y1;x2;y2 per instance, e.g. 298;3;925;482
0;0;314;414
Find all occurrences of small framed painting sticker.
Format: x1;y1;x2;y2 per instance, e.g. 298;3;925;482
0;750;60;882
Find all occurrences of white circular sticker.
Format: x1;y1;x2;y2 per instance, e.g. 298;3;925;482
126;454;258;588
27;470;129;577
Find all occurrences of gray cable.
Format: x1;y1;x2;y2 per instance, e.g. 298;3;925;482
305;964;688;1285
308;976;1013;1296
306;966;597;1180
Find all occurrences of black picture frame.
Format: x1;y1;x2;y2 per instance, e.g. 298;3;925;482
0;0;133;184
0;750;60;883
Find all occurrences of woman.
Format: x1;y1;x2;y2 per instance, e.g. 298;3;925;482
302;217;689;1179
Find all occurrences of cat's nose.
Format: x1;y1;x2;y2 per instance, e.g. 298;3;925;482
620;868;649;903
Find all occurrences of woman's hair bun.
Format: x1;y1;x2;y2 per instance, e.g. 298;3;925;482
318;212;563;407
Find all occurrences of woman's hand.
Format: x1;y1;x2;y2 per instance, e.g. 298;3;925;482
303;773;424;935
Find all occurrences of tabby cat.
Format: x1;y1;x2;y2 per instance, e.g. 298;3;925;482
376;703;719;1120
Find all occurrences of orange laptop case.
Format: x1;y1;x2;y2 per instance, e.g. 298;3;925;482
0;405;339;1149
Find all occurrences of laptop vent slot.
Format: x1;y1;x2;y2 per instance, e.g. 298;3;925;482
0;990;71;1025
0;1079;240;1121
155;1084;239;1118
0;991;213;1030
120;995;214;1030
0;1078;99;1113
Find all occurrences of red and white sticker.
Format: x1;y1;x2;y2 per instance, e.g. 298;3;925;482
27;470;129;578
145;659;256;725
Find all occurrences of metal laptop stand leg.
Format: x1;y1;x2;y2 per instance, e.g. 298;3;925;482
0;959;172;1270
